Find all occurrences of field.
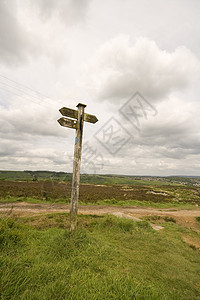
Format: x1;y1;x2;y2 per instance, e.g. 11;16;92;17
0;176;200;208
0;171;200;299
1;214;200;299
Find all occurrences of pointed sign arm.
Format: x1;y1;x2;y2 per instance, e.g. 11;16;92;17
59;107;98;124
84;113;98;124
59;107;78;119
57;117;77;129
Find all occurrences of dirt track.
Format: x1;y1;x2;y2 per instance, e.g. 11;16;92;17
0;202;200;216
1;202;200;233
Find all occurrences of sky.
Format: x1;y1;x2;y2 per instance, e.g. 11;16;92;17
0;0;200;176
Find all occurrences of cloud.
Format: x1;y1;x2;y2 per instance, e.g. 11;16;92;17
0;1;199;176
138;96;200;148
85;35;200;102
32;0;92;26
88;90;200;176
0;0;92;67
0;140;22;157
0;146;72;171
0;97;66;140
0;0;34;65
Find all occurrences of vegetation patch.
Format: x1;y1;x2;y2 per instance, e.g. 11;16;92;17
0;214;200;299
143;215;176;224
0;179;200;208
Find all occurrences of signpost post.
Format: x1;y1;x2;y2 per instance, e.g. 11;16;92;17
58;103;98;231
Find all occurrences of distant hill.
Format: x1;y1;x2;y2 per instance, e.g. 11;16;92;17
0;170;200;186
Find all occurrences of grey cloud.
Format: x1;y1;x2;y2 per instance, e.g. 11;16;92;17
0;0;91;67
0;147;72;171
106;93;200;162
33;0;92;26
126;123;200;160
0;1;34;65
0;101;66;140
149;145;199;160
92;93;200;169
0;139;22;157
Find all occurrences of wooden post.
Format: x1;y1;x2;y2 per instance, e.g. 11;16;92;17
70;103;86;231
58;103;98;231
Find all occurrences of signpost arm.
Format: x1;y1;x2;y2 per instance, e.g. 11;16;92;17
70;103;86;231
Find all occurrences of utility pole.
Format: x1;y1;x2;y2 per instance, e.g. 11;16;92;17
58;103;98;231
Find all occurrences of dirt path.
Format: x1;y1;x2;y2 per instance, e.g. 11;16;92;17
1;202;200;233
0;202;200;216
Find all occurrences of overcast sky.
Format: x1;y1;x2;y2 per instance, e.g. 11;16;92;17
0;0;200;176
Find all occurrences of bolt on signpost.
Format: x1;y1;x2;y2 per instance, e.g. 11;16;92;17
58;103;98;231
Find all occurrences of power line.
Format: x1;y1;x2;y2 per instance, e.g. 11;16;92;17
0;83;52;107
0;74;52;100
0;74;65;108
0;81;44;103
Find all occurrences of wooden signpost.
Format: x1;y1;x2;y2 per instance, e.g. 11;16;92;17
58;103;98;231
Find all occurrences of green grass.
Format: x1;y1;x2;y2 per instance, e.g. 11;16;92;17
143;215;176;223
1;196;199;210
0;196;70;205
95;198;199;209
0;214;200;299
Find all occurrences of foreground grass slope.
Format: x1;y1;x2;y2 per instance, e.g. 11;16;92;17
0;214;200;299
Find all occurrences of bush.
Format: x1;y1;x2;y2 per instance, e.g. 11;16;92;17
163;216;176;223
0;218;25;250
195;216;200;222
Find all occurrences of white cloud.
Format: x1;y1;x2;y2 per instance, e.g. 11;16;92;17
85;35;200;102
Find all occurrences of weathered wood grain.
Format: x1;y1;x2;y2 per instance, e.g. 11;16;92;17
58;103;98;231
59;107;98;124
84;113;98;123
70;103;86;231
57;117;77;129
59;107;78;119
